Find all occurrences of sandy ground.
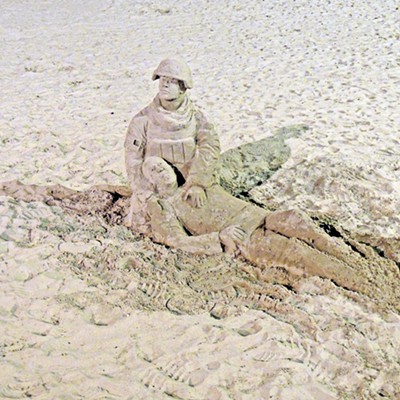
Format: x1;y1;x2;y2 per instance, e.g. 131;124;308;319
1;0;400;398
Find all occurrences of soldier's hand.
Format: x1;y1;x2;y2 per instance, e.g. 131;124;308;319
222;225;247;243
219;225;247;255
146;195;162;214
183;186;207;208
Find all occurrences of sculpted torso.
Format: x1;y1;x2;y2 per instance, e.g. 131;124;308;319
124;58;220;232
171;185;267;236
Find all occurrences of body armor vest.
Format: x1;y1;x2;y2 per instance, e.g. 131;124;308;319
144;112;197;175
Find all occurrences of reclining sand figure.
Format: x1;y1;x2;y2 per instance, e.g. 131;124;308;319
140;156;362;292
124;58;220;232
1;176;398;309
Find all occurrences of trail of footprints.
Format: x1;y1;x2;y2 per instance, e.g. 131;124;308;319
138;353;214;400
55;227;396;397
126;257;315;325
251;337;311;365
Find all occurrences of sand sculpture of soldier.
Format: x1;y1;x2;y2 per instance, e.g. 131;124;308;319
140;156;363;292
125;58;220;232
123;59;379;297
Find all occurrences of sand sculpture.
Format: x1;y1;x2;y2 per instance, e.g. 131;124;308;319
2;58;397;313
124;58;220;233
123;59;377;293
141;156;362;292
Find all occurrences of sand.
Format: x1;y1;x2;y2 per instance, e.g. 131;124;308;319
1;0;399;398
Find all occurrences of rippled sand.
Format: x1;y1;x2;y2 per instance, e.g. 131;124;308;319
1;0;399;398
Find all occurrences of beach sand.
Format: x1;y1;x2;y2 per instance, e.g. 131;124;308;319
1;0;399;398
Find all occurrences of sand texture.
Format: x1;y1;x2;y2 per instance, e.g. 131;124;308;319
1;0;400;398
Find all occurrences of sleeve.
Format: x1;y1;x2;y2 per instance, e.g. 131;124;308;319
124;114;155;228
124;114;148;188
185;109;221;189
148;197;223;256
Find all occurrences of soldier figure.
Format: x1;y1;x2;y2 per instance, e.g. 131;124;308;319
125;58;220;232
122;62;400;306
141;156;362;293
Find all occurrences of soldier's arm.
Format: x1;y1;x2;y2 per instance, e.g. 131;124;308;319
124;115;148;187
124;115;153;229
186;109;221;189
148;197;223;255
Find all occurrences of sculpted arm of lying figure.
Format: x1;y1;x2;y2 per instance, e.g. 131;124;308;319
147;196;224;256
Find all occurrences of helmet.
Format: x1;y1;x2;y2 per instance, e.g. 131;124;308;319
152;58;193;89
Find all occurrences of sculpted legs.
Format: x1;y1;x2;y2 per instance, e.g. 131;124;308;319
242;228;360;292
264;209;353;264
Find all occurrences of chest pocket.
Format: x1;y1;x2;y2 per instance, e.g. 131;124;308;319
147;137;196;165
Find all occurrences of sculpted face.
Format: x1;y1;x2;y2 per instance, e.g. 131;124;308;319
158;75;184;101
143;157;178;197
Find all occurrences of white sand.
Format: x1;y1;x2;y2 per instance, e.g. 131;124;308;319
1;0;399;398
